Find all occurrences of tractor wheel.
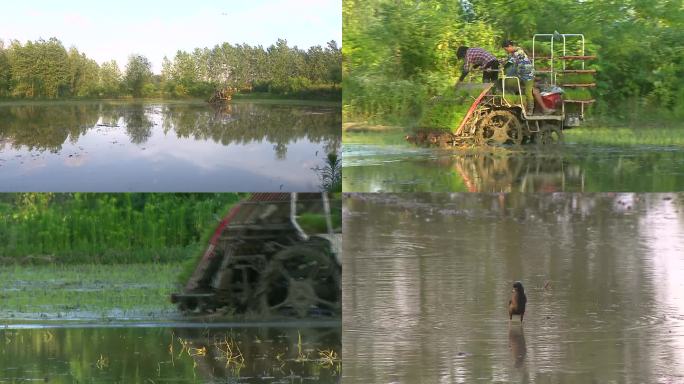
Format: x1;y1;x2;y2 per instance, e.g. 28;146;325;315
257;244;341;318
476;110;523;146
538;123;564;145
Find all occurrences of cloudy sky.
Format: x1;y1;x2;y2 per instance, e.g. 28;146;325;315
0;0;341;73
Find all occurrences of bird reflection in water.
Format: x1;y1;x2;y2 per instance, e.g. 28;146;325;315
508;325;527;368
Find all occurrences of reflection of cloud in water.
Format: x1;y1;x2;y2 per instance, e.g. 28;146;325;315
129;129;325;186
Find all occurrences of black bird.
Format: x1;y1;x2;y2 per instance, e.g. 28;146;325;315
509;281;527;323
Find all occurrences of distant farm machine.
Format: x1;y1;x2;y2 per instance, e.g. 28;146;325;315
414;33;596;146
171;193;341;318
208;86;237;104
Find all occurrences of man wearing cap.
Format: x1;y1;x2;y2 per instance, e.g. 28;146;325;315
501;40;553;115
456;46;499;84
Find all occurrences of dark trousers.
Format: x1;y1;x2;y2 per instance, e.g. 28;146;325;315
482;60;499;83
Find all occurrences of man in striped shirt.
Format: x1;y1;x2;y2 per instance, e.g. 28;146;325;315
456;46;500;83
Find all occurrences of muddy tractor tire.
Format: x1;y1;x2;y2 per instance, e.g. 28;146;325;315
172;193;341;319
257;241;341;318
475;110;523;146
537;122;564;145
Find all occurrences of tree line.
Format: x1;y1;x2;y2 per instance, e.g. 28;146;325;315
0;38;341;100
343;0;683;124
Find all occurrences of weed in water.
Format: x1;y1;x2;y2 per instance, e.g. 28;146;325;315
96;354;109;370
215;336;245;370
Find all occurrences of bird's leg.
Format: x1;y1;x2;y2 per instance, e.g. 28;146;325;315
520;313;524;323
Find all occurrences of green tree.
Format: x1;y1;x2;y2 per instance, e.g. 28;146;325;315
7;38;70;98
99;60;123;97
67;47;100;97
0;40;11;97
124;54;153;97
0;37;341;100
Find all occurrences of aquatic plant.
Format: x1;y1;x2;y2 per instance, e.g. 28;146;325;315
312;152;342;192
215;336;245;370
318;349;342;374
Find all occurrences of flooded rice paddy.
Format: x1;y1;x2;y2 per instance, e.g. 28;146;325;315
0;264;181;321
343;193;684;383
342;132;684;192
0;264;340;383
0;324;341;383
0;100;341;192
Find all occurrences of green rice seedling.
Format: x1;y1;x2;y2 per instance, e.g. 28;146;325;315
417;86;483;131
295;330;309;362
298;212;342;233
565;126;684;147
0;193;243;265
559;73;595;84
563;88;593;100
0;263;182;320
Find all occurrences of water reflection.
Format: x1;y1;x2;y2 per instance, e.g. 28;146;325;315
342;144;684;192
343;193;684;383
508;326;527;368
0;101;341;191
0;324;340;383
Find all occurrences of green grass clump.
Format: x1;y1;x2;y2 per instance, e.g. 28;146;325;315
563;88;593;100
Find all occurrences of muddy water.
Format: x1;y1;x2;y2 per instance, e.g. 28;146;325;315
0;323;340;383
342;143;684;192
0;101;340;192
343;193;684;383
